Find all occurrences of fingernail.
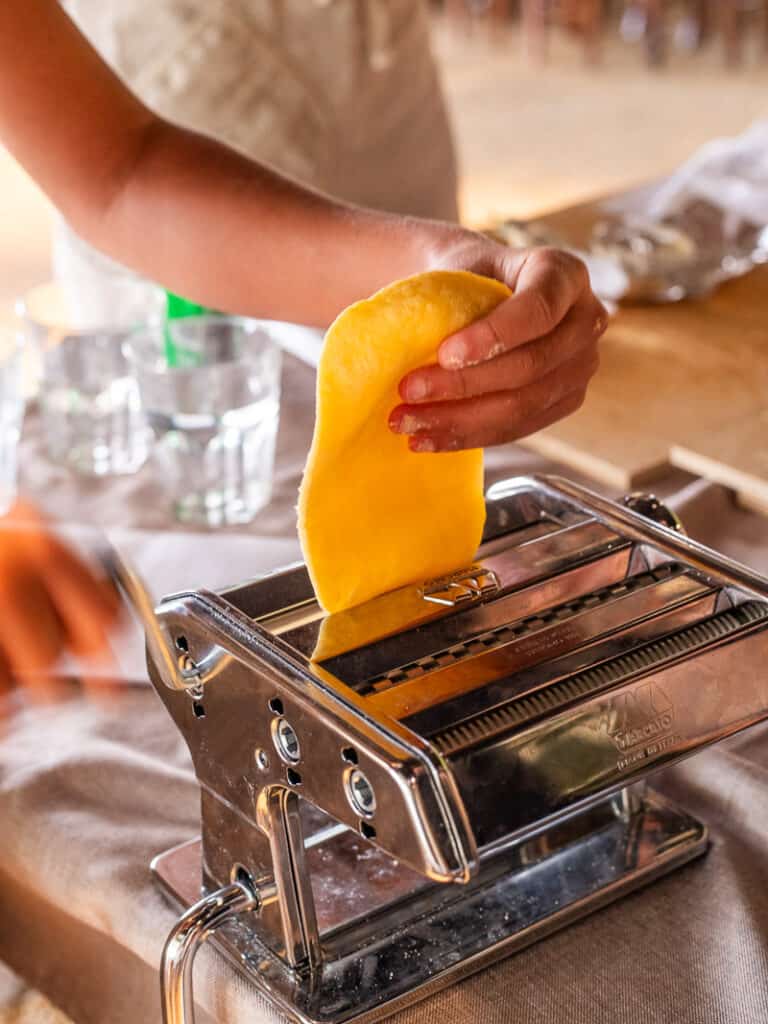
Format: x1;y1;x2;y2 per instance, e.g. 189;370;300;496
389;412;420;435
439;339;467;369
404;376;429;401
409;436;436;453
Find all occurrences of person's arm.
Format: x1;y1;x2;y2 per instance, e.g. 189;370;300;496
0;502;120;710
0;0;604;450
0;0;431;324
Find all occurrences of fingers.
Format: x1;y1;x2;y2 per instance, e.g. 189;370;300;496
410;388;589;453
398;291;606;405
0;645;14;698
0;499;122;722
33;535;121;659
0;500;122;707
0;556;66;677
0;562;68;705
437;249;592;370
6;501;121;658
392;243;605;452
393;351;598;452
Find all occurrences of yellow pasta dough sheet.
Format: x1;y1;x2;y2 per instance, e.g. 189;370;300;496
298;270;510;614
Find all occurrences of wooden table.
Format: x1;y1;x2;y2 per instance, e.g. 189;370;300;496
516;193;768;512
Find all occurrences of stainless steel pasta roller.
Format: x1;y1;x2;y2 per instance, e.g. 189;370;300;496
112;476;768;1024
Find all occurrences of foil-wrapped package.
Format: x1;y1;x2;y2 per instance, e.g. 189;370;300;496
494;121;768;305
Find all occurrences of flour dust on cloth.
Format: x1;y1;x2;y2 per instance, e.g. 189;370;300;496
55;0;458;309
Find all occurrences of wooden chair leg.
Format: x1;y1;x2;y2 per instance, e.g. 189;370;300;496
443;0;510;35
720;0;744;68
487;0;513;47
581;0;603;64
641;0;667;66
693;0;714;48
444;0;470;22
554;0;604;63
522;0;549;62
676;0;711;52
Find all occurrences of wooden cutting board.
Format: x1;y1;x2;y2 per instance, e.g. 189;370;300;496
513;194;768;503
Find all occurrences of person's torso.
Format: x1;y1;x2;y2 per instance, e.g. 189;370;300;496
63;0;458;219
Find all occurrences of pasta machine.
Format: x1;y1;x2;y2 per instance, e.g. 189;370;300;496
112;476;768;1024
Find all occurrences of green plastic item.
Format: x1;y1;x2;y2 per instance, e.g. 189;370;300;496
163;290;217;367
166;292;209;321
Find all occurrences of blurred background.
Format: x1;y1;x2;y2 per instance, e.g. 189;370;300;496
2;0;768;331
432;0;768;221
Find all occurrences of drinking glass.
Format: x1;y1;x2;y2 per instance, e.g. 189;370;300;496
126;316;282;526
0;326;24;514
17;281;163;476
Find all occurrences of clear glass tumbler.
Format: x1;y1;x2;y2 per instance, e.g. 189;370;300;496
126;316;282;526
17;282;162;476
0;326;25;514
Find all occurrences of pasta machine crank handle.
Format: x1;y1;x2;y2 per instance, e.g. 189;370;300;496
161;879;263;1024
99;546;206;692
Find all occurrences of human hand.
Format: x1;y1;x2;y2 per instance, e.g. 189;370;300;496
0;500;121;710
389;231;606;452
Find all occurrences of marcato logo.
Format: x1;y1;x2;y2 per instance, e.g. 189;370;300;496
595;681;675;752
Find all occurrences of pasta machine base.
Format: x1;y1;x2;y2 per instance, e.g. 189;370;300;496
152;787;705;1024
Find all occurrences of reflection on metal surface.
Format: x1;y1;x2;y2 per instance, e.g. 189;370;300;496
277;520;627;664
146;475;768;1024
425;600;765;757
374;566;714;721
319;541;632;686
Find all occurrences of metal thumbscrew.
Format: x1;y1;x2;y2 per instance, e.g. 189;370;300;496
346;768;376;817
273;718;301;764
621;493;686;535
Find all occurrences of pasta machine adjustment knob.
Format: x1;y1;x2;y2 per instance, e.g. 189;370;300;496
345;768;376;818
272;717;301;764
621;492;686;535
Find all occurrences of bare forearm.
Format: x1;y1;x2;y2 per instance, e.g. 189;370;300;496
0;0;603;457
90;119;446;325
0;0;454;326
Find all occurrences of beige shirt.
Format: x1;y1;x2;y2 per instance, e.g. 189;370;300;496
55;1;458;316
62;0;458;219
